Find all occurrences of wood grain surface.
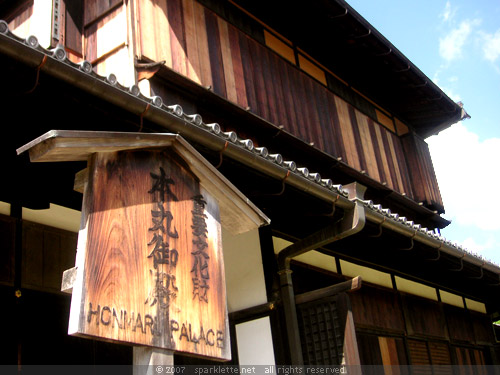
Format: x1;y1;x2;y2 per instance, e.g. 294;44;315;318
69;150;230;360
135;0;441;207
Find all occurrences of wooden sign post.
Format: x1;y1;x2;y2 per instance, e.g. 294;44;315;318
17;130;269;363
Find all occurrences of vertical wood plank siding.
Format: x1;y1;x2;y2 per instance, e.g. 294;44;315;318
6;1;35;41
137;0;439;206
402;134;444;208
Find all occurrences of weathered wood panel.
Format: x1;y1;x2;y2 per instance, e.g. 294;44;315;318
335;96;361;171
84;4;126;63
0;214;16;286
407;339;432;375
408;340;454;373
356;333;383;365
444;304;475;343
402;133;444;210
356;333;408;366
138;0;173;68
379;336;408;366
453;346;487;370
355;111;380;180
428;341;452;373
182;0;202;84
205;9;226;97
135;0;441;206
94;45;134;87
167;0;188;77
21;221;77;292
68;150;230;360
370;119;391;187
350;285;405;333
65;0;84;55
402;294;447;339
470;311;495;344
388;131;414;197
5;0;34;38
84;0;122;26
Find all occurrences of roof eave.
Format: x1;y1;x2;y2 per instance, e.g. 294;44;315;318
1;26;497;293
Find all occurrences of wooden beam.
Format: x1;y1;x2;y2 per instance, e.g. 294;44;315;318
61;266;77;294
73;168;88;193
295;276;362;305
228;302;276;322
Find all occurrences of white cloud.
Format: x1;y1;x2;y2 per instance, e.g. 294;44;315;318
461;236;494;254
441;1;454;23
432;71;441;86
427;123;500;231
440;86;461;102
439;19;481;61
480;29;500;62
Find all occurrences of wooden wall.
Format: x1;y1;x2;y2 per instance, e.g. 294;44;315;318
290;260;495;367
350;283;495;366
84;0;125;62
83;0;136;86
0;214;77;292
4;0;34;38
134;0;446;209
1;0;444;209
21;220;77;293
356;333;408;366
350;285;405;334
0;215;16;287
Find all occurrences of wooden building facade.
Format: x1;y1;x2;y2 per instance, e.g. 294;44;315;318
0;0;498;369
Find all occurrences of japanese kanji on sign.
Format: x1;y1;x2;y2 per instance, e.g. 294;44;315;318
17;130;270;362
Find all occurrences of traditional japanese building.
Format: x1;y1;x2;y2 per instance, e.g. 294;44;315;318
0;0;499;369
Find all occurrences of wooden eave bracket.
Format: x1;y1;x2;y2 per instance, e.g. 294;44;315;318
135;59;166;81
17;130;270;235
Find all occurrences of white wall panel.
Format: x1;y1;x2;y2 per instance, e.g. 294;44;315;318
222;228;267;312
235;317;275;365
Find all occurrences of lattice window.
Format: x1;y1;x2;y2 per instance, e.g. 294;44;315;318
296;296;344;365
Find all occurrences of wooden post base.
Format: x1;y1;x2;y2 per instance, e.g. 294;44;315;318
133;347;174;375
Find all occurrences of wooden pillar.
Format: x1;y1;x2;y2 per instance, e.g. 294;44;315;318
278;268;304;365
133;348;174;375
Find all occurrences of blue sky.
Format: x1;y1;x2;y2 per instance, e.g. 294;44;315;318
347;1;500;264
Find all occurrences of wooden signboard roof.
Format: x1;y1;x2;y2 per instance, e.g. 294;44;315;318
17;130;270;235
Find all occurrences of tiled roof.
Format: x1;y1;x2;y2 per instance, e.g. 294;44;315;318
1;20;498;275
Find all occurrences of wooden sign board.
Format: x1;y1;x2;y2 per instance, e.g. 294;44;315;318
17;131;270;361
